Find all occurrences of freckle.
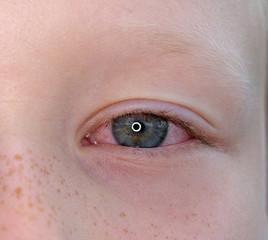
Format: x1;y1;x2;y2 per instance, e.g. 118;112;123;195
1;226;7;231
2;185;7;192
151;224;158;229
7;168;16;176
191;213;197;217
5;159;10;166
75;190;79;196
47;220;51;227
104;219;110;226
153;234;158;238
28;202;34;208
93;222;97;226
27;149;32;153
29;214;37;220
14;154;22;161
207;223;210;228
38;207;44;212
36;196;42;204
39;167;50;175
38;180;42;185
15;187;23;199
123;229;128;233
119;212;126;217
105;231;109;236
57;189;61;193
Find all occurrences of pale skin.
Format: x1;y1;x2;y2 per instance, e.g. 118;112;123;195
0;0;267;239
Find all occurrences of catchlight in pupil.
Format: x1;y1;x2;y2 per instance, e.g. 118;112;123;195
131;122;143;132
111;113;168;148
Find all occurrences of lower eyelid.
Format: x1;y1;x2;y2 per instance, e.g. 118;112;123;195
76;140;218;184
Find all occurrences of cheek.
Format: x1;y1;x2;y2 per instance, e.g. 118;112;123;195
0;152;69;238
77;159;232;239
78;153;257;240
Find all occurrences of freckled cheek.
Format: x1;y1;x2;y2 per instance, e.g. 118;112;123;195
156;170;238;235
0;205;46;237
0;208;19;238
103;167;234;234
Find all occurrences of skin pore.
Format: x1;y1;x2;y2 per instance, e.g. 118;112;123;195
0;0;267;240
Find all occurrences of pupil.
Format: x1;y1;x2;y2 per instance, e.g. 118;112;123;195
132;122;142;132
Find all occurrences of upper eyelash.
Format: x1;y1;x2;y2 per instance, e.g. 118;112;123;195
85;108;211;146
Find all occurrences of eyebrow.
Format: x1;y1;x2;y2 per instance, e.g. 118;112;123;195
112;25;254;94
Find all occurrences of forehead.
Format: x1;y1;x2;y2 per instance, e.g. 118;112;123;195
0;0;261;42
0;0;264;87
0;0;262;56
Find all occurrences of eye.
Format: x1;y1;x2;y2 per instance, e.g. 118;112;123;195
81;112;195;148
77;100;218;177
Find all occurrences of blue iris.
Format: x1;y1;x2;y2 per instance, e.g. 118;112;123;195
111;113;168;148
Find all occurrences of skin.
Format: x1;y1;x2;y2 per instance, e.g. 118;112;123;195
0;0;267;239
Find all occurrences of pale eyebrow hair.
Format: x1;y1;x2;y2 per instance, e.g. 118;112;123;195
111;24;253;94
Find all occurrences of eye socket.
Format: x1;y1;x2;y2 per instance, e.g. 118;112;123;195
81;111;196;148
76;100;224;181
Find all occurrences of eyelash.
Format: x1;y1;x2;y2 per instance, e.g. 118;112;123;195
81;108;210;147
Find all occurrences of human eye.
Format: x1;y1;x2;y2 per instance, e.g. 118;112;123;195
75;99;226;183
81;110;202;149
78;99;219;163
